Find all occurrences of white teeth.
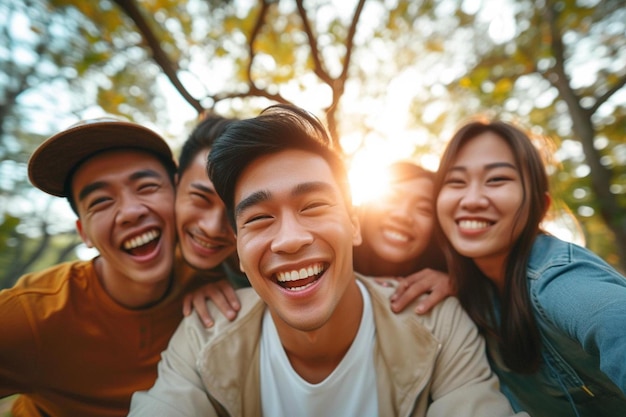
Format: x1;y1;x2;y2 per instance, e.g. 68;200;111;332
123;230;160;250
458;220;490;230
276;263;324;282
383;229;409;242
193;236;217;249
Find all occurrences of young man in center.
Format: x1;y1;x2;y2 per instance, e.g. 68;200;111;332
129;105;525;416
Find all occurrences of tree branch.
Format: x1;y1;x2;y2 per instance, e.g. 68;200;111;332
588;72;626;115
295;0;332;85
112;0;204;114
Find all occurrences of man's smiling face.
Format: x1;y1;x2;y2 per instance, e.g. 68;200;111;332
234;148;361;332
73;149;177;293
175;149;236;271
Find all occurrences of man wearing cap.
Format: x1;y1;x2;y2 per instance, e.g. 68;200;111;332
0;118;206;416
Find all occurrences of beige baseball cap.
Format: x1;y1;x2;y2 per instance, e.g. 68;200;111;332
28;117;176;198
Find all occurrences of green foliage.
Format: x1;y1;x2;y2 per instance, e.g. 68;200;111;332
2;0;625;275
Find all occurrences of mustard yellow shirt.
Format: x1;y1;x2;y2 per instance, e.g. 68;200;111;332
0;256;207;417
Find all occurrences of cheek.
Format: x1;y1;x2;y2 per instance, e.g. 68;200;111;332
500;187;525;217
80;219;104;247
174;201;186;224
236;233;259;268
436;194;452;220
416;216;434;237
158;200;177;225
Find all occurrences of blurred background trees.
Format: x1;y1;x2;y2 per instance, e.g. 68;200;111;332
1;0;624;289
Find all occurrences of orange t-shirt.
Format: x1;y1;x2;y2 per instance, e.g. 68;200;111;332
0;257;209;417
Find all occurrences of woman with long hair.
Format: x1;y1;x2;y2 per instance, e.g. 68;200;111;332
434;119;626;416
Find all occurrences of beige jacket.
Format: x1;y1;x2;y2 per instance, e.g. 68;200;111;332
129;275;527;417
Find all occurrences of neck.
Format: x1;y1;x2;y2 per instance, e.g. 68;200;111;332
224;252;241;274
95;257;172;309
474;254;508;295
274;279;364;383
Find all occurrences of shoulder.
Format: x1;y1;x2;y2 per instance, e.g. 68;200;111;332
0;260;95;342
1;260;94;298
527;234;625;298
413;296;474;342
528;234;619;278
178;287;264;344
358;274;472;342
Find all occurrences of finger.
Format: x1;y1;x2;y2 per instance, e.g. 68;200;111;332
373;277;399;288
208;288;239;321
390;282;426;313
219;283;242;311
390;279;421;303
182;294;193;316
414;290;449;315
192;294;215;328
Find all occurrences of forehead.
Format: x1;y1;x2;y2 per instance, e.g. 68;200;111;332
179;149;210;182
235;149;338;204
71;149;168;191
390;176;433;198
455;131;515;165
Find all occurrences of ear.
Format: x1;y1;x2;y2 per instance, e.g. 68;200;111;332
76;219;94;248
350;208;362;246
543;192;552;218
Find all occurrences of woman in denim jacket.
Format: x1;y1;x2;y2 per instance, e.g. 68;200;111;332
434;119;626;417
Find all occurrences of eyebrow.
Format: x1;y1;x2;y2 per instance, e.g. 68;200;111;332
449;161;517;173
190;182;217;195
78;169;163;202
234;181;335;218
235;190;271;218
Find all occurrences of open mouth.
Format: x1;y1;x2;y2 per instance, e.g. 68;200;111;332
275;262;327;292
122;229;160;256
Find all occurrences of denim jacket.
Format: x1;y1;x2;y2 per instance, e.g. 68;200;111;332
488;234;626;417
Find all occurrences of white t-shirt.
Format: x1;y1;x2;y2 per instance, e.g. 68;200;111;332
260;281;378;417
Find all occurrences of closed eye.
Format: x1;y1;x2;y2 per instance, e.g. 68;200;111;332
87;196;112;210
415;204;433;215
138;182;160;193
244;214;273;225
190;192;212;204
303;201;329;210
487;176;513;184
443;177;465;186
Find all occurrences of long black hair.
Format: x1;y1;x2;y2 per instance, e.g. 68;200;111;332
434;120;550;373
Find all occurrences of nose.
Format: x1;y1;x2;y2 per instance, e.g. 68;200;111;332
389;200;415;226
116;193;149;225
460;183;488;210
199;206;230;236
270;212;314;254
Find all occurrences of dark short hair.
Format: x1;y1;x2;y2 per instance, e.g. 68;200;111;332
207;104;350;230
178;114;236;177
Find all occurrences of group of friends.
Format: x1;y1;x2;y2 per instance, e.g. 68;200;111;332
0;104;624;417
